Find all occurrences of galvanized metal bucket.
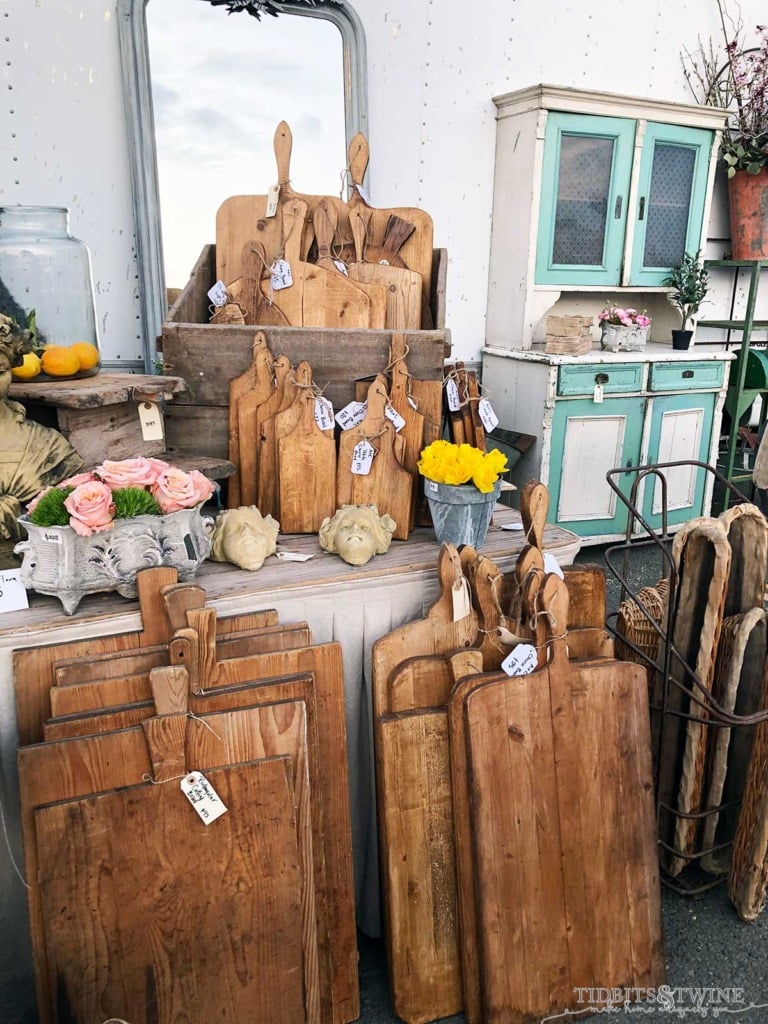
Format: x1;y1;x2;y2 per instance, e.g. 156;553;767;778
424;479;501;548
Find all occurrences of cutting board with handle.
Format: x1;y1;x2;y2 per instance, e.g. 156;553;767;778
346;132;434;322
313;196;386;328
235;339;278;506
346;206;422;330
20;667;321;1024
278;383;337;533
260;359;311;519
388;332;425;530
372;544;478;720
336;374;413;540
240;352;291;505
227;332;274;507
228;240;291;327
388;649;482;713
40;643;358;1024
464;575;664;1022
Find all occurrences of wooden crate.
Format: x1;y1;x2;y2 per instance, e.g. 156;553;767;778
160;244;450;461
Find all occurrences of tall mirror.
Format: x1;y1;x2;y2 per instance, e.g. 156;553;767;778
118;0;367;368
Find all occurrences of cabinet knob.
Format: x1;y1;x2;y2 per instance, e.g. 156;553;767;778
683;369;694;378
595;372;609;384
638;196;646;221
614;196;623;219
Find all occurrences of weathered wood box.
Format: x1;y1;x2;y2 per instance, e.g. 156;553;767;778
160;244;450;462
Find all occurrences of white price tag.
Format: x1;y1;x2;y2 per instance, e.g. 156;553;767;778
180;770;228;825
351;439;375;475
270;259;293;291
276;547;315;562
501;643;538;677
354;181;371;205
593;383;604;404
384;405;406;432
0;569;29;613
41;528;63;545
207;279;228;307
138;401;165;442
408;395;419;410
452;576;472;622
500;522;525;531
445;378;461;412
478;398;499;432
543;553;565;579
426;479;439;493
265;183;279;218
314;397;335;431
335;400;367;430
333;259;349;275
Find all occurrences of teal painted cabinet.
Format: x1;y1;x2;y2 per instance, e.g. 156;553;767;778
536;114;714;288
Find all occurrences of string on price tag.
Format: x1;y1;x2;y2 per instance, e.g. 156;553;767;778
501;643;538;677
351;439;375;475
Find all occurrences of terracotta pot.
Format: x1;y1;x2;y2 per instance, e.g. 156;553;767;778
728;168;768;260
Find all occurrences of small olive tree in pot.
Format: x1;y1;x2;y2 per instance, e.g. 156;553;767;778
663;251;709;349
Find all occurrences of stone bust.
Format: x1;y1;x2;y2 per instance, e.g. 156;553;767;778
319;504;396;566
209;505;279;571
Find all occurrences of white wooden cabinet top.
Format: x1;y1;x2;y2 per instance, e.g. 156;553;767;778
482;343;736;367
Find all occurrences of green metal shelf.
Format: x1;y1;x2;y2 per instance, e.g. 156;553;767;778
705;259;768;513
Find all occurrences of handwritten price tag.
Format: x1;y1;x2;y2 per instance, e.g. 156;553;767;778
501;644;537;677
206;279;228;307
180;771;228;825
445;379;461;411
335;401;367;430
265;183;279;218
351;440;375;475
138;401;164;442
270;259;293;291
314;397;335;431
384;405;406;432
0;569;29;613
478;398;499;432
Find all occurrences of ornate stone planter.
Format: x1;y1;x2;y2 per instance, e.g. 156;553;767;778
14;505;213;614
600;323;648;352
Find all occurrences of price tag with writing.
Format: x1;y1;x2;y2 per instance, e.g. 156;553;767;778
207;279;228;308
138;401;164;442
275;547;315;562
351;439;375;476
593;383;604;404
452;576;472;622
0;568;29;613
270;259;293;291
501;643;538;677
445;378;461;411
384;405;406;432
314;397;335;431
478;398;499;432
543;552;565;579
265;184;279;218
335;400;367;430
333;259;349;275
180;770;228;826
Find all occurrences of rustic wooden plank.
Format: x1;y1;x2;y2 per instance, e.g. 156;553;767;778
164;404;230;460
8;373;186;408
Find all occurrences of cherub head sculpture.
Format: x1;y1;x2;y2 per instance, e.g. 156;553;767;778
209;505;279;571
318;504;396;566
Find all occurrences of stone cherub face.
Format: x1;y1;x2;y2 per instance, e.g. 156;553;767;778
209;505;279;571
319;504;396;566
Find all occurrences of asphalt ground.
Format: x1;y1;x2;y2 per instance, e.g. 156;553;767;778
356;540;768;1024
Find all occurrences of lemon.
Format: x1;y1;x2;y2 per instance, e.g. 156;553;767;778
11;352;43;380
70;341;100;371
41;345;82;378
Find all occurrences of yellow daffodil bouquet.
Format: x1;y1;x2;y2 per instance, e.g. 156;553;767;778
417;440;509;494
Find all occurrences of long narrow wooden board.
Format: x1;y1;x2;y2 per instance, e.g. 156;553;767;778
719;503;768;618
278;386;337;533
36;756;307;1024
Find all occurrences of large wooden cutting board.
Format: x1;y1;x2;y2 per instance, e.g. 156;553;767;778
464;576;664;1023
238;352;291;505
228;332;274;507
36;756;307;1024
278;386;337;533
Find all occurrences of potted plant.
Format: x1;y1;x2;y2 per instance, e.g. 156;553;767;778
597;303;652;352
663;251;710;350
417;440;509;548
682;2;768;258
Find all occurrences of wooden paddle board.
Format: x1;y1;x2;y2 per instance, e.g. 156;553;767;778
278;385;337;533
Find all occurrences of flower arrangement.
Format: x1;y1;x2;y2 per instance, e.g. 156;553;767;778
682;1;768;176
417;440;509;494
26;457;216;537
597;303;652;329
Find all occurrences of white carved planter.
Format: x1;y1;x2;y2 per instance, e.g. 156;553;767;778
14;505;213;615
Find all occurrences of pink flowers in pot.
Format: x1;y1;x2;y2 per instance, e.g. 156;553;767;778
597;303;652;328
26;457;216;537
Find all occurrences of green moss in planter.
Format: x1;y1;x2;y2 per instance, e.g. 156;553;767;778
28;486;74;527
113;487;162;519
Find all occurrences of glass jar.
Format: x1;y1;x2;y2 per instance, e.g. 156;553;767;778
0;205;101;380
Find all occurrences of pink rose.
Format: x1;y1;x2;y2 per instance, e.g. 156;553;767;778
61;471;97;489
636;314;651;327
64;481;116;537
26;486;52;515
152;467;215;513
95;457;170;489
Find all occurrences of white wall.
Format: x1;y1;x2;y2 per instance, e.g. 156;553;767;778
1;0;764;367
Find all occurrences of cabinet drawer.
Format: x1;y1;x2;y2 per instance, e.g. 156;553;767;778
557;362;644;396
648;361;724;392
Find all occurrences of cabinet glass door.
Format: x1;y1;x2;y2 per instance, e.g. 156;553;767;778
548;396;646;537
628;123;714;287
640;391;717;530
536;113;636;287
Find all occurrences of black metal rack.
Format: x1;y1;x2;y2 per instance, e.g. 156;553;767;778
602;460;768;894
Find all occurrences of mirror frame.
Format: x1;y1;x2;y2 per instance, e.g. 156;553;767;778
117;0;368;369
